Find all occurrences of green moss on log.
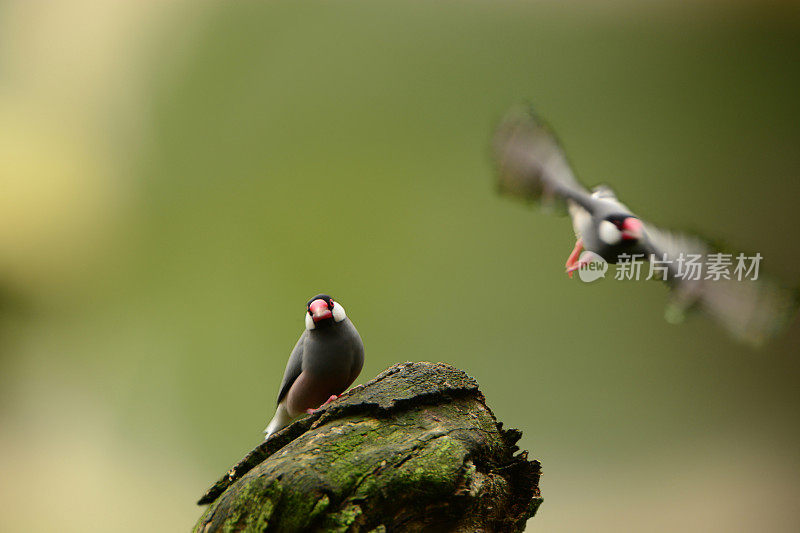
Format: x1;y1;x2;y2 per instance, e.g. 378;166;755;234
195;361;541;532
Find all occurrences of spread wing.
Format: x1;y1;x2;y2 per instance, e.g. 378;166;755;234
276;331;305;404
492;105;600;214
643;223;798;347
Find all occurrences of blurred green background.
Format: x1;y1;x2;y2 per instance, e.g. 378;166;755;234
1;1;799;531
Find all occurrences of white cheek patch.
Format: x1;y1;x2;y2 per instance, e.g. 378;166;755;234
598;220;622;245
332;301;346;322
305;313;315;330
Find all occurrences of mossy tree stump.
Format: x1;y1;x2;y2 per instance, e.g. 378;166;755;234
195;361;541;532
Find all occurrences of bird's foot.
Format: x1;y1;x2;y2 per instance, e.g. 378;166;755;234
566;261;586;277
565;238;584;278
305;395;339;414
566;251;600;278
323;394;339;405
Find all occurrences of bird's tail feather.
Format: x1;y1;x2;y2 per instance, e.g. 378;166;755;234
264;402;293;439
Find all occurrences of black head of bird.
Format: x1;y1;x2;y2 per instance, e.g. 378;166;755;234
305;294;346;330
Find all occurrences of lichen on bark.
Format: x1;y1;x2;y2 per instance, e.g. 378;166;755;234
195;361;541;532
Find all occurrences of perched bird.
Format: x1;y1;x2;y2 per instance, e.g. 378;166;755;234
264;294;364;438
492;105;797;346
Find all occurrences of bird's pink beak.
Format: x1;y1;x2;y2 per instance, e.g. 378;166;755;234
309;299;333;322
621;217;643;241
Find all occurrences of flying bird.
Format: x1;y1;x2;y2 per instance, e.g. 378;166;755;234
492;105;797;346
264;294;364;438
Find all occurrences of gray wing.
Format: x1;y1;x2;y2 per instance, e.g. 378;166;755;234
347;320;365;385
276;331;306;404
641;223;711;273
492;105;600;214
643;223;798;347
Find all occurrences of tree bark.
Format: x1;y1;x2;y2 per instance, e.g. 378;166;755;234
194;361;542;532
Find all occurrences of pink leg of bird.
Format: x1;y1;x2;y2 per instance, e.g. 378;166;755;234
566;260;588;276
566;251;601;277
565;238;584;278
305;394;339;414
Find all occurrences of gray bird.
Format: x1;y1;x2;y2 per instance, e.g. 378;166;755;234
264;294;364;438
492;105;798;346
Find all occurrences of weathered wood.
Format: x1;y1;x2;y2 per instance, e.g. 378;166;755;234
195;361;542;532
